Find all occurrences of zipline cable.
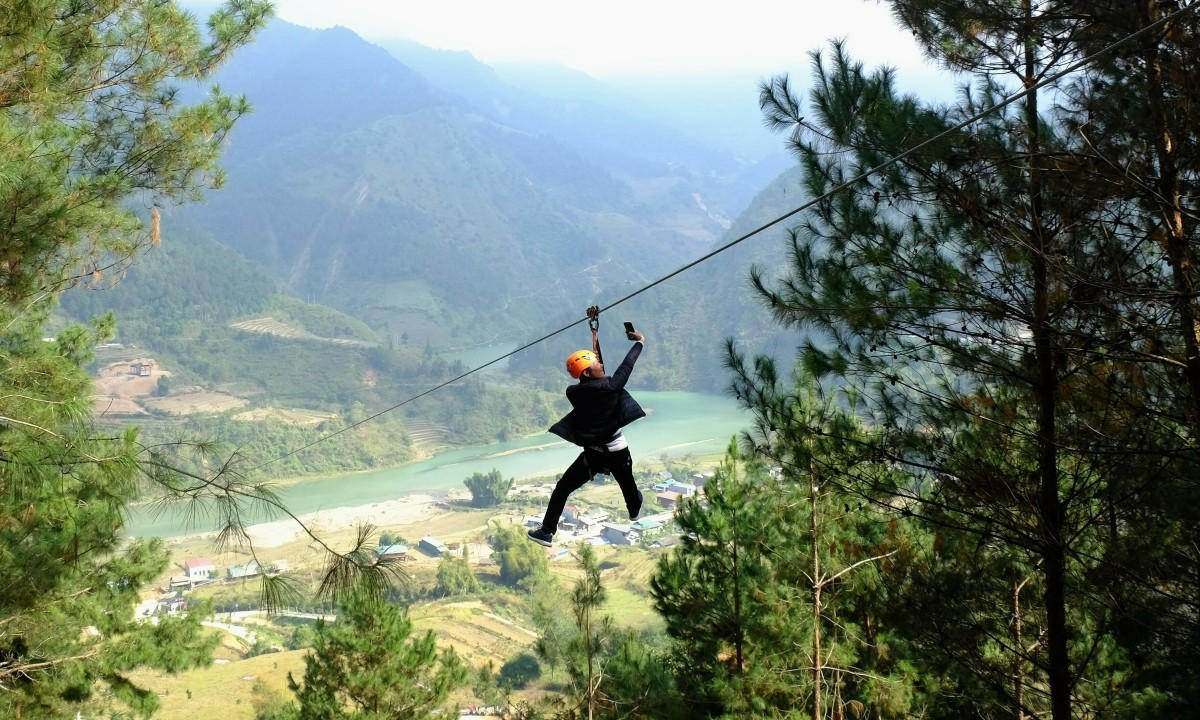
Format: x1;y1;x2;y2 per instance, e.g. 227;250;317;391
247;1;1198;474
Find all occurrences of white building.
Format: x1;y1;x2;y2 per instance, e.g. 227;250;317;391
668;481;698;497
183;557;215;586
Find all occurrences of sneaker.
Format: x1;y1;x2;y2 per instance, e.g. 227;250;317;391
628;490;644;521
526;527;554;547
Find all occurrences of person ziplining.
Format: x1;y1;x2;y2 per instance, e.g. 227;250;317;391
527;308;646;547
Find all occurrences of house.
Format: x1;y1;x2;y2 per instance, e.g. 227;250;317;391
377;544;408;560
644;511;675;526
524;515;544;529
580;510;609;526
562;505;582;522
654;536;681;549
657;491;681;509
419;535;447;556
632;518;661;533
668;481;698;497
130;362;152;376
569;511;604;532
600;523;639;546
226;562;261;580
183;557;215;586
632;518;662;543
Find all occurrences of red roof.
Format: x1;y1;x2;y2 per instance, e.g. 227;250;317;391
184;557;214;569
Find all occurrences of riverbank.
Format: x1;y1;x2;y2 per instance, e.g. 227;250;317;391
125;391;749;540
149;447;718;551
167;492;447;549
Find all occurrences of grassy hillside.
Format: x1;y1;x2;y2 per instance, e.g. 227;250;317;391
137;473;678;720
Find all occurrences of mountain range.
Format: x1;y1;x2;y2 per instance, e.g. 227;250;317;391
68;17;805;405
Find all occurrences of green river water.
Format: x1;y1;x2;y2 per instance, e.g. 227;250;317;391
124;390;748;539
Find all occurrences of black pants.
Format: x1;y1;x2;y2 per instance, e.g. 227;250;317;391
542;446;640;533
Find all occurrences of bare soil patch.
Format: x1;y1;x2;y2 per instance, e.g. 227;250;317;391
95;357;167;395
92;358;250;417
93;357;169;416
94;396;150;417
143;390;248;415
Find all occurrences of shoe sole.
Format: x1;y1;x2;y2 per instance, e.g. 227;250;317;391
527;533;553;547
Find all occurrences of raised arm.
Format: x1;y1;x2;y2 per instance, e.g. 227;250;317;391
607;334;645;390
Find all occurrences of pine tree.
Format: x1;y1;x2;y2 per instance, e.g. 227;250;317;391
533;545;684;720
749;1;1200;716
657;391;919;719
591;632;687;720
650;439;773;717
0;3;401;716
1052;2;1200;709
0;0;271;302
281;589;467;719
571;545;609;720
0;2;274;717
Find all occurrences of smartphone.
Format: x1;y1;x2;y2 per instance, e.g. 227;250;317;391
623;321;636;335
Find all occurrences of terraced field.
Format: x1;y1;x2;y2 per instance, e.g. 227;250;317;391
230;317;374;347
413;600;540;667
233;407;339;426
143;390;247;415
406;420;452;451
131;599;541;720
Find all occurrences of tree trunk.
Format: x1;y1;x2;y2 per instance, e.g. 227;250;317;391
1022;3;1071;719
586;603;594;720
732;521;744;672
812;475;822;720
1140;0;1200;436
1013;576;1032;720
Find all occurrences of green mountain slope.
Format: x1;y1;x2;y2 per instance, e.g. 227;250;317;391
171;21;731;346
56;17;810;449
507;165;808;393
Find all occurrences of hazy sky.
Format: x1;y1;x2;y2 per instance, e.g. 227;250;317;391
225;0;940;81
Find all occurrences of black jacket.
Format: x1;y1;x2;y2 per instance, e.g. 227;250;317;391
548;341;646;447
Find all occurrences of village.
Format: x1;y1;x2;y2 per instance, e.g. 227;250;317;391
135;470;716;621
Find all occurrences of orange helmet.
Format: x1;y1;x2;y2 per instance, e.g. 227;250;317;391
566;350;597;379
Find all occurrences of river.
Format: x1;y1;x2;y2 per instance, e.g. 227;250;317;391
124;390;749;539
